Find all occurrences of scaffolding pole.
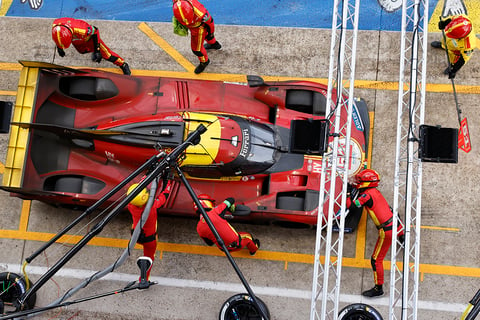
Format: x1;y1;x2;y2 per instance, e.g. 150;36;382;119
310;0;360;319
389;0;428;319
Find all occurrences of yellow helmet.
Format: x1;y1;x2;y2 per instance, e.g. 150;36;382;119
127;183;149;207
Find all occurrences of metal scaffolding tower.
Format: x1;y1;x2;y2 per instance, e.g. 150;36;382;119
310;0;360;319
389;0;429;319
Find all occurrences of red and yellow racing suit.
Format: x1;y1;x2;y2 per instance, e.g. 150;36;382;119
52;17;126;66
173;0;218;63
348;187;404;286
196;202;258;254
442;14;477;73
127;180;172;279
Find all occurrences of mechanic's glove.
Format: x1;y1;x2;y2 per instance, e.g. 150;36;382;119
438;18;452;30
57;47;65;57
229;204;236;213
223;197;235;208
353;199;362;208
92;51;102;63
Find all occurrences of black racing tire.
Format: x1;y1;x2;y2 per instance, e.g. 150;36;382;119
219;293;270;320
338;303;383;320
0;272;36;311
54;176;83;193
232;204;251;216
276;196;304;211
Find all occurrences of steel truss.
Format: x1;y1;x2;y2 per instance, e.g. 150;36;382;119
390;0;428;319
310;0;360;319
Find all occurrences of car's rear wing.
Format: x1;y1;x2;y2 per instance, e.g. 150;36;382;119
2;62;89;189
18;60;88;73
2;64;40;189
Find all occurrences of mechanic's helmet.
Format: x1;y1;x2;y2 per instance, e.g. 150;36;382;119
354;169;380;188
52;25;73;49
173;0;195;26
127;183;149;207
193;194;215;212
445;16;472;39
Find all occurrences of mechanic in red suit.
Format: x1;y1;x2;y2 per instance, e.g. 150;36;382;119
172;0;221;74
52;17;131;75
195;195;260;255
126;178;173;279
347;169;405;297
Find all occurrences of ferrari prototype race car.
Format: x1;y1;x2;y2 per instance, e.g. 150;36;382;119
1;61;369;227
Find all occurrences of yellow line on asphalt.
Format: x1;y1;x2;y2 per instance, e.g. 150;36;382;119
0;90;16;96
421;225;460;232
1;228;478;278
0;62;21;71
18;200;31;232
137;22;195;73
355;210;368;260
2;62;480;94
366;111;374;167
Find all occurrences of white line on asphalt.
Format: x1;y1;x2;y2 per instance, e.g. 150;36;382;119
1;263;466;314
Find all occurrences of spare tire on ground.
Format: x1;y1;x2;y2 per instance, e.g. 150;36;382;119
0;272;36;312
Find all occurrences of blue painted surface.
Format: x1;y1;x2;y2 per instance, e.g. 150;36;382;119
6;0;440;31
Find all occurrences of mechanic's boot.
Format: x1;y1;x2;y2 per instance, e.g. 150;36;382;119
121;62;131;75
194;59;210;74
362;285;384;297
430;41;442;49
204;41;222;50
137;256;152;289
250;239;261;255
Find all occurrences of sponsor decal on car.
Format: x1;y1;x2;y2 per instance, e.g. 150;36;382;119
239;129;250;158
352;104;364;132
326;138;364;176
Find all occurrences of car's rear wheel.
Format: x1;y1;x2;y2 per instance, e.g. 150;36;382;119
219;294;270;320
276;196;304;211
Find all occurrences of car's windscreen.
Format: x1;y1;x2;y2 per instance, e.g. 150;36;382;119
182;117;276;178
247;122;275;163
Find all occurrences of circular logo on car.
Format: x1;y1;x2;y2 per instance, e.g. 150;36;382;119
327;138;364;176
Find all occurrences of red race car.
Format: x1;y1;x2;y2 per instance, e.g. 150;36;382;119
1;61;369;228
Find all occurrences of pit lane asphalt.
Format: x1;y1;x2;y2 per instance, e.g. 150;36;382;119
0;17;480;320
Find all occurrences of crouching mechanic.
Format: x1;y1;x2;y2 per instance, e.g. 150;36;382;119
126;178;173;280
195;195;260;255
347;169;405;297
52;17;131;75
